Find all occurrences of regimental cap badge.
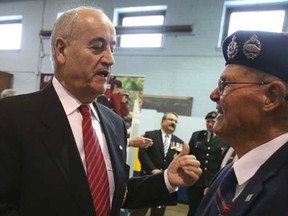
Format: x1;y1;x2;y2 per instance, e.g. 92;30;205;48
243;34;261;60
227;35;238;59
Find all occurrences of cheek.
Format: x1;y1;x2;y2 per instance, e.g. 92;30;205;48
218;96;260;133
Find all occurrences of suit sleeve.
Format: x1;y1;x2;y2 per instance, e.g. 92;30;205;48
122;172;177;209
138;132;157;174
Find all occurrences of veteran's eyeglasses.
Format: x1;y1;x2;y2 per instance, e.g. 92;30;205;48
218;80;270;95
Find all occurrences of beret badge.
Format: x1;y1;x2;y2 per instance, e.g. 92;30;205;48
227;35;238;59
243;34;261;60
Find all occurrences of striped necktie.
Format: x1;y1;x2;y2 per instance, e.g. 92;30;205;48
215;168;237;215
79;105;110;216
163;134;170;157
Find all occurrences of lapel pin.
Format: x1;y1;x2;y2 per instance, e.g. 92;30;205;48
119;145;123;150
245;194;253;202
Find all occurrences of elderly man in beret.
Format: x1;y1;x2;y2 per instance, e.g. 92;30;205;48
195;30;288;216
187;111;228;216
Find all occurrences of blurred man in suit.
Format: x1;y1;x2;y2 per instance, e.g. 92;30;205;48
130;112;184;216
0;7;203;216
196;30;288;215
187;111;228;216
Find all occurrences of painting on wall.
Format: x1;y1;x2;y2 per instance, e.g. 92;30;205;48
142;94;193;116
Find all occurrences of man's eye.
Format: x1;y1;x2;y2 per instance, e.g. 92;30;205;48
91;41;104;53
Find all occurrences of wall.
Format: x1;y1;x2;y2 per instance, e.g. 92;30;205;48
0;0;233;138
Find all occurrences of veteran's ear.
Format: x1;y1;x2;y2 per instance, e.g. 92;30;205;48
263;80;287;111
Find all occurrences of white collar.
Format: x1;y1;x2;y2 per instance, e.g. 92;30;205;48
52;77;99;121
233;132;288;185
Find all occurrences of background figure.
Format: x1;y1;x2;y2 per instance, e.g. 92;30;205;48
196;30;288;215
110;79;123;116
130;112;184;216
121;93;130;120
0;6;202;216
96;94;110;107
187;111;228;216
0;88;16;98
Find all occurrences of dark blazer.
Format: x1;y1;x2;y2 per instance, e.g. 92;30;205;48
0;83;176;216
188;130;228;187
195;142;288;216
139;130;184;174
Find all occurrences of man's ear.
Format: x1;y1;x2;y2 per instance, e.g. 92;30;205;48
55;37;67;64
263;81;286;111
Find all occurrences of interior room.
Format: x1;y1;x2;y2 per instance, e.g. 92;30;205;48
1;0;287;215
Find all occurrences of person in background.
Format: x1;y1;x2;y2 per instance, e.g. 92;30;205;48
187;111;228;216
0;7;202;216
96;94;110;107
196;30;288;215
0;88;16;98
120;93;130;120
110;79;123;117
130;112;185;216
97;93;152;149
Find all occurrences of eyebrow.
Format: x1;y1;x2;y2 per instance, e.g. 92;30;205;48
88;37;106;46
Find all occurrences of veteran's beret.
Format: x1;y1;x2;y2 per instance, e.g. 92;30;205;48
222;30;288;83
205;111;217;119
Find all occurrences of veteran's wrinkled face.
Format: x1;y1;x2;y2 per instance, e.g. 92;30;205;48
55;9;116;104
209;64;268;142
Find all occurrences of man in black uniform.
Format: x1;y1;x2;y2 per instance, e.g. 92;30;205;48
187;111;228;216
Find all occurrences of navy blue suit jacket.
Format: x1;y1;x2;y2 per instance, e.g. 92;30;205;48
0;83;176;216
195;142;288;216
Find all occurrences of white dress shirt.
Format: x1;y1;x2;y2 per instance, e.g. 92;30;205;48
52;77;115;205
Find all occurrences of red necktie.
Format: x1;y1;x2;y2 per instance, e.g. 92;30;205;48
79;105;110;216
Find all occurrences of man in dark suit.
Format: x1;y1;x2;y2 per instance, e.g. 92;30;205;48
130;112;184;216
0;7;202;216
195;30;288;215
187;111;228;216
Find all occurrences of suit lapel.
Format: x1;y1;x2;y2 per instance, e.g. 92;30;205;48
93;103;128;215
156;130;165;157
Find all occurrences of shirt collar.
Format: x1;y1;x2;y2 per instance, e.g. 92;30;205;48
52;77;100;121
233;132;288;185
161;130;171;138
